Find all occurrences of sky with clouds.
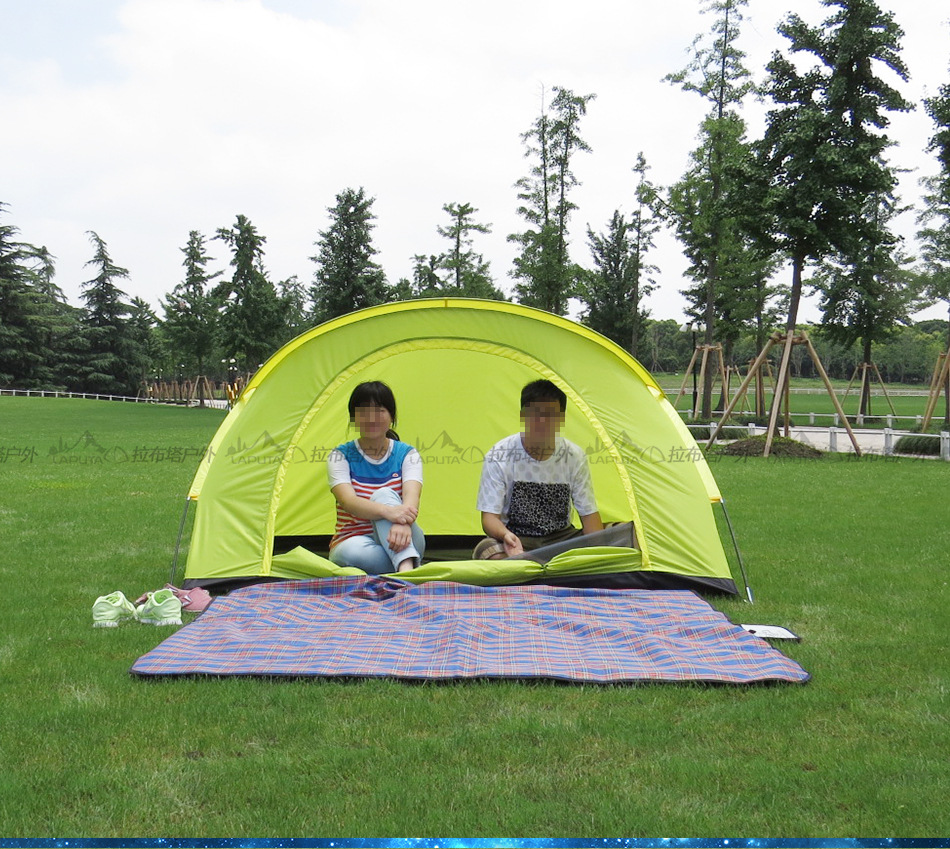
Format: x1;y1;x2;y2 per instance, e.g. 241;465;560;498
2;0;949;324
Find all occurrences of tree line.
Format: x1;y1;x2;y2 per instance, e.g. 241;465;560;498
2;0;949;401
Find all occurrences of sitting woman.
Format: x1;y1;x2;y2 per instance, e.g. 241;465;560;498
327;380;424;574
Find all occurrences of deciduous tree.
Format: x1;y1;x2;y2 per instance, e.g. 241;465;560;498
817;192;915;415
917;73;950;345
755;0;911;433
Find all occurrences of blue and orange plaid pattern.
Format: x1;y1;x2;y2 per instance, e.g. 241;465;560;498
130;577;809;684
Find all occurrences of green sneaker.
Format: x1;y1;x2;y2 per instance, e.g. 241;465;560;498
92;591;137;628
135;588;183;626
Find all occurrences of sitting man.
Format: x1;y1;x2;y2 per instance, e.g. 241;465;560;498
474;379;604;560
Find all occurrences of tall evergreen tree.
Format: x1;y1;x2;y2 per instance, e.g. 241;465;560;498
162;230;221;375
510;87;595;314
435;202;504;299
580;154;660;357
214;215;285;373
127;296;160;389
278;275;311;342
0;204;53;387
915;72;950;426
665;0;759;418
27;245;61;301
75;231;139;394
579;211;647;354
310;187;390;322
626;154;662;357
21;241;81;390
408;254;442;297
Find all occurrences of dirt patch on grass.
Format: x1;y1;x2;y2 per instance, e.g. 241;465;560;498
721;435;824;459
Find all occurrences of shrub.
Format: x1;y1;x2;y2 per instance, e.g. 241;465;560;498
720;435;823;458
894;433;941;455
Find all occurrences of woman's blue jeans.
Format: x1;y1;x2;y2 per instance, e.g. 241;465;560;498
329;488;425;575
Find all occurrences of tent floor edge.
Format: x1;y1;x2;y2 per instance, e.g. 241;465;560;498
184;571;738;596
522;571;738;595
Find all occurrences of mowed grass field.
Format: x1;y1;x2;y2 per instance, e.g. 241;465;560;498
1;397;948;838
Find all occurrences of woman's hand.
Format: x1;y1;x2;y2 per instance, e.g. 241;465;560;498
387;522;413;553
385;502;418;525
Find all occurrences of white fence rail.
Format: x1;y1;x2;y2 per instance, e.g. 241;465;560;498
688;421;950;461
0;388;229;408
1;388;152;402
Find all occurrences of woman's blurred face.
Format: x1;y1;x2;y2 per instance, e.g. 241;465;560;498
353;401;393;439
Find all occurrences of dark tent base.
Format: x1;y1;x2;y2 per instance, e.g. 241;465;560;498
183;570;738;596
183;523;738;597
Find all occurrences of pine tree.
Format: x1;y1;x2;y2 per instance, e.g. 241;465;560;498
162;230;221;375
310;187;390;322
127;296;160;390
76;231;139;394
673;120;783;395
24;242;80;390
278;275;311;343
0;204;55;387
665;0;759;417
510;87;595;314
579;155;659;357
214;215;285;373
435;203;505;299
579;212;643;353
408;254;442;298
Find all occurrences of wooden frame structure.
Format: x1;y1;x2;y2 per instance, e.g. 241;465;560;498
729;358;774;418
706;329;862;457
187;376;217;406
921;344;950;432
138;376;221;405
672;344;729;419
843;362;896;418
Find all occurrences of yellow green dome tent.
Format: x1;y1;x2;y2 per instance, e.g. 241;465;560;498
180;298;744;596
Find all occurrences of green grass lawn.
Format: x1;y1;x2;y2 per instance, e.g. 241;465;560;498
1;397;948;837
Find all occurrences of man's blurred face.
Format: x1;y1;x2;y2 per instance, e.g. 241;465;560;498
520;399;564;440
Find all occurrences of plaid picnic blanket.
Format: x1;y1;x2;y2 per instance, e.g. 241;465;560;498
130;577;809;684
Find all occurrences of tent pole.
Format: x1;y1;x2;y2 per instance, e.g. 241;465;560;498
168;497;192;586
719;499;753;604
